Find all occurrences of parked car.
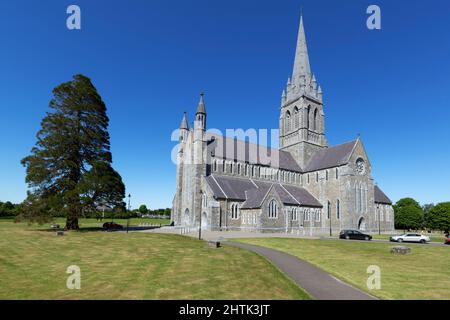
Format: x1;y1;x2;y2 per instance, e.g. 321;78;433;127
339;230;372;241
390;233;430;244
103;222;123;231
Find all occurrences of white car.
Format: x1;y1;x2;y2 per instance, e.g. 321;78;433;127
390;233;430;244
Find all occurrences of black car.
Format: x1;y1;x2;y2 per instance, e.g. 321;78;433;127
339;229;372;241
103;222;124;231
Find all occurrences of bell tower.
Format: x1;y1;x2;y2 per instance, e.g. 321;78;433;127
279;14;327;169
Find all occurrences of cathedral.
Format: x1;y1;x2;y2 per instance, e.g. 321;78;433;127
171;15;395;235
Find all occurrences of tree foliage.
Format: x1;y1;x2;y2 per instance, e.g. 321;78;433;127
422;203;435;229
427;202;450;233
20;75;125;229
0;201;19;217
393;198;424;230
139;205;148;214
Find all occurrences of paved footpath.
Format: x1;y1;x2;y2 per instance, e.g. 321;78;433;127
223;241;378;300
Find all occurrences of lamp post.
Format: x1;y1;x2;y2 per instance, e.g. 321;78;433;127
328;201;332;237
127;193;131;234
377;204;381;235
329;211;332;237
198;210;202;240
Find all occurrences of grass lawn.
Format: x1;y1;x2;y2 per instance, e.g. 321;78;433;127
0;220;308;300
235;238;450;300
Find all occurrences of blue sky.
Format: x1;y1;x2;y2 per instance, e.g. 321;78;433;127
0;0;449;209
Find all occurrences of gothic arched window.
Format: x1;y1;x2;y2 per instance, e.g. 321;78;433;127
285;111;291;132
336;199;340;219
307;106;311;129
202;193;207;207
294;107;299;128
292;208;298;221
313;108;318;131
269;200;278;219
231;203;240;219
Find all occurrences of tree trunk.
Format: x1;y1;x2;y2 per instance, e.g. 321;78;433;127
65;215;79;230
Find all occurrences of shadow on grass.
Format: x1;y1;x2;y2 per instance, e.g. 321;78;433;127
33;225;163;233
33;227;105;233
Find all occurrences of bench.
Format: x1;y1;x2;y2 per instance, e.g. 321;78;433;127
208;240;221;248
390;246;411;254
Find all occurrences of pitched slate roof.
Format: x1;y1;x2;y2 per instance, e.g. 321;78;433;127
205;174;322;209
205;175;255;201
241;184;272;209
207;133;359;173
206;134;302;172
374;185;392;204
281;184;323;207
304;140;357;172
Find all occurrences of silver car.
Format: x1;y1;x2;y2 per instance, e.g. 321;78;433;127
390;233;430;244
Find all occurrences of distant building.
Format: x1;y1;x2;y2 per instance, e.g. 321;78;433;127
172;14;394;234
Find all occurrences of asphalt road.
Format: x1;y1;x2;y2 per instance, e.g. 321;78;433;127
327;237;448;247
224;241;378;300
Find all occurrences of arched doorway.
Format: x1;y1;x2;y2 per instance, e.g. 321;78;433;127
184;209;190;226
201;212;208;229
358;217;366;231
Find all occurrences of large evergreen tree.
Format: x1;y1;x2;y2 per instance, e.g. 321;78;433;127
21;75;125;230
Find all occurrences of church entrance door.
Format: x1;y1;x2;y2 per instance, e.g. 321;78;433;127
184;209;190;226
201;212;208;229
358;217;366;231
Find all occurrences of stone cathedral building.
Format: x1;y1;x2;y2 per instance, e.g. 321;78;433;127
171;15;394;235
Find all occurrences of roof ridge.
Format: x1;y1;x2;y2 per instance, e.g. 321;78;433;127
211;174;228;199
250;179;259;189
278;183;301;206
208;133;293;154
344;139;359;165
258;184;275;208
331;139;358;149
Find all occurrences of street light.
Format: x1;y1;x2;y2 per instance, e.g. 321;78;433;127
198;210;202;240
377;203;381;235
328;201;332;237
127;193;131;234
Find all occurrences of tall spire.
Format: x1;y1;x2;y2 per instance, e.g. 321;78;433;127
180;112;188;130
196;92;206;114
195;92;206;131
292;14;311;81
